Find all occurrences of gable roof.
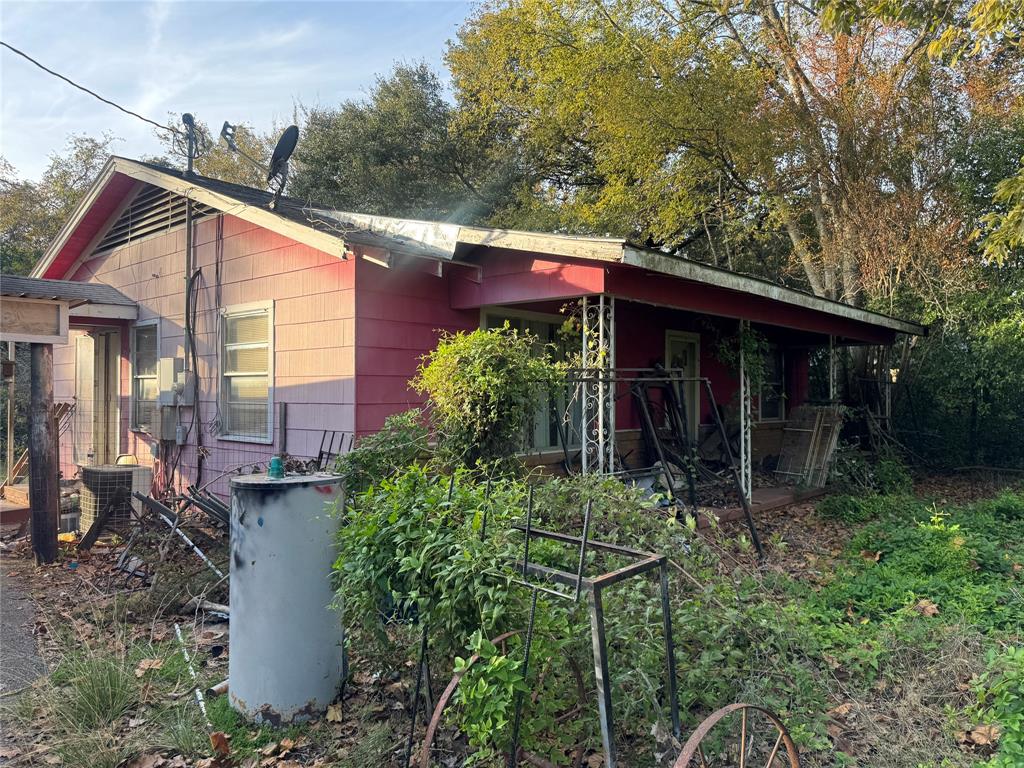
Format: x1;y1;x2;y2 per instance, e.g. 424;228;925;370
33;156;926;336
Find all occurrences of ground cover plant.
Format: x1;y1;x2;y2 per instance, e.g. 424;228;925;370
331;454;1024;767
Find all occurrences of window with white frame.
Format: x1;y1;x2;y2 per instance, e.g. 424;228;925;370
220;303;273;442
759;345;786;421
483;310;580;451
131;322;158;432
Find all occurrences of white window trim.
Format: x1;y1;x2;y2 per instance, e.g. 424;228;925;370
757;346;786;423
129;319;160;433
480;306;578;452
664;330;701;439
218;300;274;445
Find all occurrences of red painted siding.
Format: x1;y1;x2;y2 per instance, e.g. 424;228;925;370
354;256;477;435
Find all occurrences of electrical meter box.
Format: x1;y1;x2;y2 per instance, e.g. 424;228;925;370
158;358;184;406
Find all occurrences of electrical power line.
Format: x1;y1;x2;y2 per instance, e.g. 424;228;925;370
0;40;181;136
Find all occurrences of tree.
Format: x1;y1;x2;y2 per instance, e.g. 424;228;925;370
447;0;1015;304
1;134;115;275
289;62;520;222
817;0;1024;263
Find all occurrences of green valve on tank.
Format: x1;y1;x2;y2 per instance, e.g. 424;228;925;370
268;456;284;479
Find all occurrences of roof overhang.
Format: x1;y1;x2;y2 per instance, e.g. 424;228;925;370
32;157;925;339
1;276;138;336
621;247;926;336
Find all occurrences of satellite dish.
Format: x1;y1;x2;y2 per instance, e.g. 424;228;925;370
268;125;299;184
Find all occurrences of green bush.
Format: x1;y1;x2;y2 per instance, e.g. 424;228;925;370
333;465;527;661
412;326;564;469
334;408;429;495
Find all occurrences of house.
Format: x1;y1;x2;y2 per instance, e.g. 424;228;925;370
27;157;925;503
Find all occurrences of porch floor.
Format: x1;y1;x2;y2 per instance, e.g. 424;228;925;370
697;485;826;528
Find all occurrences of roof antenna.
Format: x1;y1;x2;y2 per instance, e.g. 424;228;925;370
181;113;202;175
219;121;299;210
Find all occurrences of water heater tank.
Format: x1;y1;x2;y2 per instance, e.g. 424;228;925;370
228;473;345;724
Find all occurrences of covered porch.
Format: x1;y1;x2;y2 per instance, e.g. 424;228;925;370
449;246;922;514
0;275;137;563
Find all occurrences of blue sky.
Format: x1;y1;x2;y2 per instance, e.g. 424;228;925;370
1;0;474;180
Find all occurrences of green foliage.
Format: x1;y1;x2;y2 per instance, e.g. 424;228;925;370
829;443;914;497
53;654;139;729
206;696;307;758
820;495;1024;631
974;646;1024;768
291;62;517;222
332;466;526;660
817;493;921;524
1;134;116;275
413;326;564;469
895;268;1024;469
335;408;429;495
453;630;532;759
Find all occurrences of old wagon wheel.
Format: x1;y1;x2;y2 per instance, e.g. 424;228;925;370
674;703;800;768
418;630;587;768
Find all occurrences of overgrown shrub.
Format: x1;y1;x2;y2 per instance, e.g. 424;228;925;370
412;326;564;469
334;408;429;494
332;465;527;661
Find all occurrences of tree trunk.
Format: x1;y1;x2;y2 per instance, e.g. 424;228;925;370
29;343;58;565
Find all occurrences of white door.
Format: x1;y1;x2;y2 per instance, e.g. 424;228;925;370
665;331;700;440
73;331;120;466
74;334;95;465
94;331;120;464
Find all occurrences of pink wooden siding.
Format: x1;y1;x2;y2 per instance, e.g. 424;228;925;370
354;256;477;435
51;213;355;496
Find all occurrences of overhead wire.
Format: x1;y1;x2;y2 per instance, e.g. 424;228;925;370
0;40;182;136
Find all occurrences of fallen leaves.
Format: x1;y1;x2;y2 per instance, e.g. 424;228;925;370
210;730;231;756
134;658;164;677
913;598;940;617
958;723;1001;750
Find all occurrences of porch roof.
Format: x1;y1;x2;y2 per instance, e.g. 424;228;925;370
32;157;925;340
1;275;136;309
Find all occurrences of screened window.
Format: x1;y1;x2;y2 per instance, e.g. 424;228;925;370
759;345;786;421
131;324;158;431
484;311;580;451
221;304;272;442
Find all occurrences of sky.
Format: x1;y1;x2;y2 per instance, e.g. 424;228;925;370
0;0;474;180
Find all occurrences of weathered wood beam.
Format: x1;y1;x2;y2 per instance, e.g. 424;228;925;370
29;343;58;565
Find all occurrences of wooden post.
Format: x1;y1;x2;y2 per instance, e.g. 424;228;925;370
29;343;58;564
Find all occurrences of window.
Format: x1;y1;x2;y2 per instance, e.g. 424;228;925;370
220;303;273;442
759;345;785;421
483;310;579;451
131;323;158;432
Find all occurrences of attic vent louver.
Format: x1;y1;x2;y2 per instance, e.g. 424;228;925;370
94;184;216;253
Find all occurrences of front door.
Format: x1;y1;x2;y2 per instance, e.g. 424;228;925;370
665;331;700;439
74;330;120;465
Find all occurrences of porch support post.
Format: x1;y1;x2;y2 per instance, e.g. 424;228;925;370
738;320;752;503
29;343;58;565
581;295;616;474
828;335;836;402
